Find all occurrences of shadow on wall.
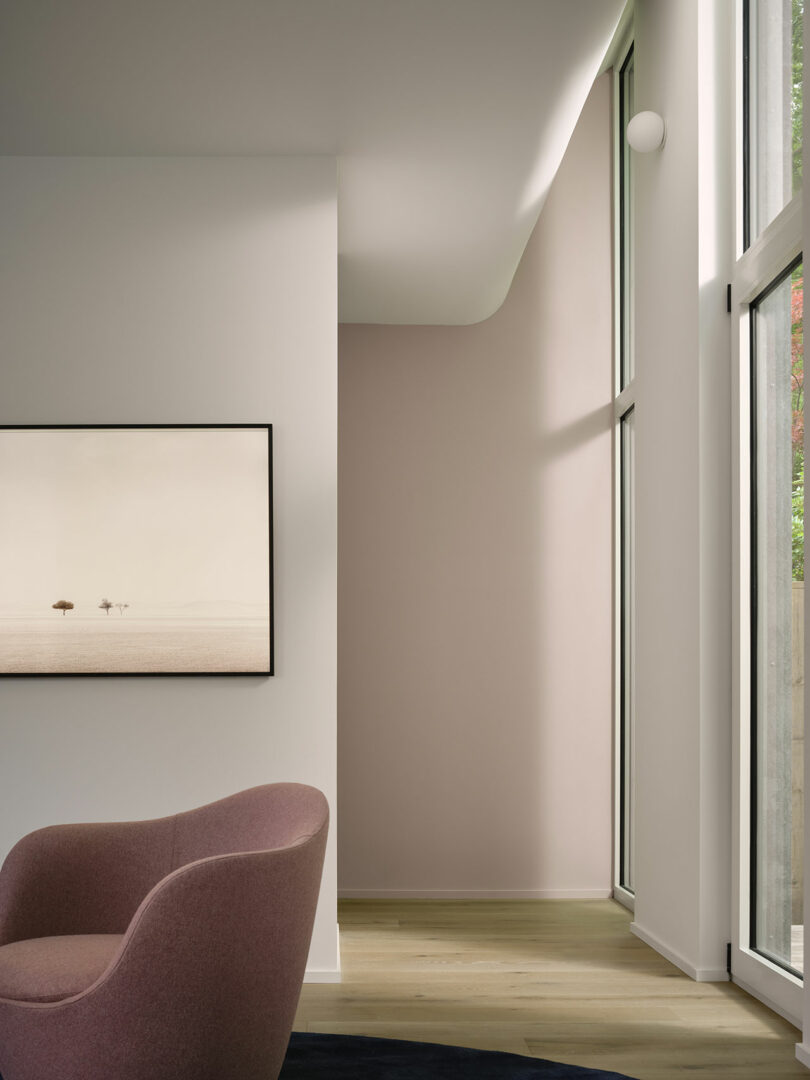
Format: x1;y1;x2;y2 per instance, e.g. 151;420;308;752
337;74;613;898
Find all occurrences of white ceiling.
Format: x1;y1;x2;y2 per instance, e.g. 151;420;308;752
0;1;625;324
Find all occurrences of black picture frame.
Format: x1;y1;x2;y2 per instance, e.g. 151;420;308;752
0;424;273;677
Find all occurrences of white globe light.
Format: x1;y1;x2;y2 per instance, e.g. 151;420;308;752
626;111;665;153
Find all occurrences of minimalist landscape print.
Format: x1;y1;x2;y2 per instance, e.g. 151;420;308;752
0;426;272;675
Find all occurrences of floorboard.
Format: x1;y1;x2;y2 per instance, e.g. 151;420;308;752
294;899;809;1079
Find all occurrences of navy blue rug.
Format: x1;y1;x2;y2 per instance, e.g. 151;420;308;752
280;1032;639;1079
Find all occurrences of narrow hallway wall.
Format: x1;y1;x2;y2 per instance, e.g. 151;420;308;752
338;75;613;896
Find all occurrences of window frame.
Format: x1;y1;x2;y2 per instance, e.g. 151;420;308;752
618;404;636;896
618;44;635;393
730;0;805;1026
747;253;804;979
613;27;636;912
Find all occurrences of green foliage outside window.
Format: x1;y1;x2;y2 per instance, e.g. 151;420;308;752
793;455;804;579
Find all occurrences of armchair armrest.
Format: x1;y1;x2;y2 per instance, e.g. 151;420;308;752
0;816;176;945
0;825;328;1080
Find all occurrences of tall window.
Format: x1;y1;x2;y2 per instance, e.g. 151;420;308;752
751;258;804;975
619;406;635;893
745;0;803;246
732;0;804;1021
619;48;635;391
615;40;636;904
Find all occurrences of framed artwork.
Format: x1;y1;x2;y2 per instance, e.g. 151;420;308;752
0;425;273;676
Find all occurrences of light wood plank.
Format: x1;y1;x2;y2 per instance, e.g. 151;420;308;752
294;900;808;1079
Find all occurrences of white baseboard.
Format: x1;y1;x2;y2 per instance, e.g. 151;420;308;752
612;885;635;913
732;973;801;1030
795;1042;810;1069
338;888;613;900
630;920;728;982
304;969;341;983
304;921;341;983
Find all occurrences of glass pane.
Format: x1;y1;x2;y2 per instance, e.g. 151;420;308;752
619;49;634;388
620;408;635;892
747;0;803;244
753;260;804;974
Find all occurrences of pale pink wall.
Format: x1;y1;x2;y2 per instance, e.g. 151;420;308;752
338;74;613;896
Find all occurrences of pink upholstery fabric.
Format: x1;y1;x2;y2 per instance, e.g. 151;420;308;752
0;817;176;944
0;934;122;1002
0;783;329;1080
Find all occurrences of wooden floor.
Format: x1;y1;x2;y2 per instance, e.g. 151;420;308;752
294;899;809;1079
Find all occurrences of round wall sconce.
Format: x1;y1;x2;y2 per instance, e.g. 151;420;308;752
626;111;665;153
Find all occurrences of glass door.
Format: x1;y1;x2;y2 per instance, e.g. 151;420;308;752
731;0;804;1023
751;260;804;979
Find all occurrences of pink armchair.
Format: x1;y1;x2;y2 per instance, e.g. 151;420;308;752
0;783;328;1080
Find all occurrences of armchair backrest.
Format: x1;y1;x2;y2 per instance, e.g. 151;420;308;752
0;783;328;944
171;783;327;869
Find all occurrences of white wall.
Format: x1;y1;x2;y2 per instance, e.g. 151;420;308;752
338;77;613;897
631;0;732;980
0;157;339;976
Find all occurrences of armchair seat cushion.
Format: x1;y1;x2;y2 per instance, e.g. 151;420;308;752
0;934;122;1003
